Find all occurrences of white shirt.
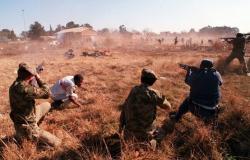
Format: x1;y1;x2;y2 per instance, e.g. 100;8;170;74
50;76;77;100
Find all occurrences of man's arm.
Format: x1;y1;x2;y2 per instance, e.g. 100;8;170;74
215;71;223;86
25;75;50;99
69;96;82;107
154;90;171;110
184;69;192;85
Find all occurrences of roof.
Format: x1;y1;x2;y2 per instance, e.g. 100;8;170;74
56;27;97;36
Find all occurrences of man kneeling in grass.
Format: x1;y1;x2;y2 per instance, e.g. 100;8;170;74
119;68;171;150
50;74;84;109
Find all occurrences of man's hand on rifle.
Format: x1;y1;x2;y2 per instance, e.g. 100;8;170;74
179;63;189;70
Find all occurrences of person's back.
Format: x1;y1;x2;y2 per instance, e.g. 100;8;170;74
123;84;160;132
50;74;84;109
232;37;246;52
50;76;75;100
119;69;171;141
10;80;38;124
188;69;222;107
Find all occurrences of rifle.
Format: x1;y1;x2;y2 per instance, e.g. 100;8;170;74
178;63;199;71
220;33;250;40
243;33;250;36
219;37;235;41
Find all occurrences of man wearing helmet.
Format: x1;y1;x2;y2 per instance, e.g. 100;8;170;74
223;33;250;76
170;59;223;122
9;63;61;147
119;68;171;144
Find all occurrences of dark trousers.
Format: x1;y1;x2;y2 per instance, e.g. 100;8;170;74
175;98;217;122
224;51;249;73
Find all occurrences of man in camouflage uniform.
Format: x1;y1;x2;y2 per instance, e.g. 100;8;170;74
119;69;171;144
9;63;61;147
223;33;250;76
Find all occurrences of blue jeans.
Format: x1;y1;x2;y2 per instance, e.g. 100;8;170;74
175;97;217;122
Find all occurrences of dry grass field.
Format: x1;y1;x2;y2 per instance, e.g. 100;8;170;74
0;41;249;160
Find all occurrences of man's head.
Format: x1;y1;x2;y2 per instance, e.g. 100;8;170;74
74;74;84;87
141;68;157;86
200;59;213;69
17;63;36;80
236;33;243;38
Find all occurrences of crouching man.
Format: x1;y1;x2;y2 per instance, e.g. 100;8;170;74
9;63;61;147
170;59;223;123
50;74;83;109
119;69;171;149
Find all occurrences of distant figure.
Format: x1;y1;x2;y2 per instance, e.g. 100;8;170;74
174;37;178;45
119;69;171;148
208;39;213;45
201;39;204;45
64;49;75;59
9;63;61;146
50;74;84;109
170;60;223;123
157;38;164;45
186;38;192;47
181;38;185;44
222;33;250;76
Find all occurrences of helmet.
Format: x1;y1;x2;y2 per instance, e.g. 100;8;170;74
200;59;213;69
141;68;158;85
18;63;36;79
141;68;158;80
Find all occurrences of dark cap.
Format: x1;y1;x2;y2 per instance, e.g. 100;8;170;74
200;59;213;69
18;63;36;76
141;68;158;80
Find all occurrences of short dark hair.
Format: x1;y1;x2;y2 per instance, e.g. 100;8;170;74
74;74;83;84
141;76;156;86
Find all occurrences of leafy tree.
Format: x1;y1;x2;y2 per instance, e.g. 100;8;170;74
28;21;45;40
66;21;79;29
98;28;109;34
9;30;16;40
0;29;16;40
199;26;239;36
189;28;196;33
119;25;127;33
21;31;28;38
55;24;63;32
83;23;93;29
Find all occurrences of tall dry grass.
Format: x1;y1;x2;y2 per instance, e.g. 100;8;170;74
0;42;250;159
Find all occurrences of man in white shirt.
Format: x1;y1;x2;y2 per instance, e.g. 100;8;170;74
50;74;83;109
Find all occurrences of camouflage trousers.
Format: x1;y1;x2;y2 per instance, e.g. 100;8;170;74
224;51;249;73
14;102;61;147
123;123;169;143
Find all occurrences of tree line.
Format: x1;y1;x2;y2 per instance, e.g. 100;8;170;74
0;21;241;41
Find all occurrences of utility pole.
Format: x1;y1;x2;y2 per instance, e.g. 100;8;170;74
22;9;26;39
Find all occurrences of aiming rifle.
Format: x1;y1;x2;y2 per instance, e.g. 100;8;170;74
220;33;250;41
178;63;199;71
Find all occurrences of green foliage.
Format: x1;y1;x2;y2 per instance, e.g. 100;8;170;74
66;21;79;29
28;21;45;40
0;29;17;40
83;23;93;29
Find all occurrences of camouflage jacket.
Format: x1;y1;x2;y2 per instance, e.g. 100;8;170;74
9;78;49;124
119;84;170;133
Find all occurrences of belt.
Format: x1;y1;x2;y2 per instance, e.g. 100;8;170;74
192;101;218;110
